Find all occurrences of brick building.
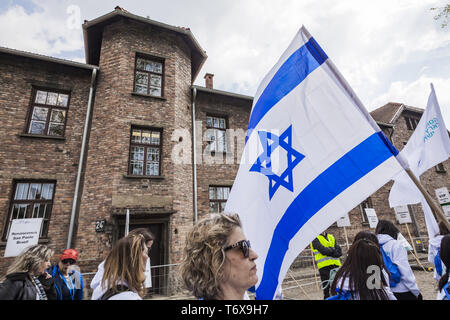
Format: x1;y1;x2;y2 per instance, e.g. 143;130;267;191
0;7;449;296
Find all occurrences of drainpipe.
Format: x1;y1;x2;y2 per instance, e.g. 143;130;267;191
192;87;198;224
67;68;98;249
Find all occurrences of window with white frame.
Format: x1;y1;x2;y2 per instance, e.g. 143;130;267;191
129;127;162;176
206;115;227;153
3;181;55;241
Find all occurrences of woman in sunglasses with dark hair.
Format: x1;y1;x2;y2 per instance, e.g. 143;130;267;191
180;213;258;300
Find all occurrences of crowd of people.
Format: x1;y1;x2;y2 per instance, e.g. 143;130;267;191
0;213;449;300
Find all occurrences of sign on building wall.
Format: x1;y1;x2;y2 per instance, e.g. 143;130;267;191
364;208;379;229
394;205;412;224
435;187;450;220
4;218;43;257
336;213;351;228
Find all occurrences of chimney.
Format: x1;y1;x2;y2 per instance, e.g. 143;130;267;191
204;73;214;89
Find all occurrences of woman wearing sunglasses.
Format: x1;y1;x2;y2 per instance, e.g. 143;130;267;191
180;213;258;300
47;249;84;300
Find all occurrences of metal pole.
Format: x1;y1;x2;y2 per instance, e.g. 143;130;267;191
405;223;427;272
404;169;450;231
67;68;98;249
192;87;198;224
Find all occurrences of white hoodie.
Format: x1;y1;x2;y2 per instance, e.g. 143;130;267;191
377;234;420;297
428;235;445;281
90;261;142;300
90;261;106;300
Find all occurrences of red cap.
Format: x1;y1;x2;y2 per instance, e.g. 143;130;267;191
60;249;78;261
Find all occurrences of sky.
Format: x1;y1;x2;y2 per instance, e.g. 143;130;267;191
1;0;449;126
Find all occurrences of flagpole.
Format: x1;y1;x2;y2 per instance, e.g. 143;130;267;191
310;247;320;291
343;226;350;251
405;223;427;272
301;25;450;232
404;169;450;231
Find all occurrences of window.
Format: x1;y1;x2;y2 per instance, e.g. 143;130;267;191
206;115;227;153
134;55;164;97
405;117;419;131
27;89;70;137
209;186;231;213
3;181;55;241
129;127;162;176
359;197;373;225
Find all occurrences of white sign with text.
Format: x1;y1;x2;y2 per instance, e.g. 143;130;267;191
4;218;43;257
394;205;412;224
435;187;450;220
336;213;351;228
364;208;379;229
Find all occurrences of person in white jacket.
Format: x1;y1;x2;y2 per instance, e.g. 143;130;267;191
428;221;449;282
375;220;422;300
90;228;154;300
329;236;396;300
95;233;149;300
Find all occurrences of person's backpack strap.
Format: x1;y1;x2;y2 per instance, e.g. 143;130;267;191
100;285;129;300
379;245;401;286
443;283;450;300
435;248;443;276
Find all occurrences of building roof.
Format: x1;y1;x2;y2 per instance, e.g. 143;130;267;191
192;85;254;101
82;7;207;82
370;102;424;124
0;46;99;71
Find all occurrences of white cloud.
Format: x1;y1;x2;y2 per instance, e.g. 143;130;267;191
370;76;450;127
0;2;83;56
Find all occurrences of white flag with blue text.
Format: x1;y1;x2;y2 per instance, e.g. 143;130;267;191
225;26;404;300
389;84;450;238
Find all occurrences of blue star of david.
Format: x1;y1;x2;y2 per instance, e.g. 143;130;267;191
249;125;305;200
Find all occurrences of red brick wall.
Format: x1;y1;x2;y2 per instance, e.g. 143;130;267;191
194;92;252;220
0;53;92;273
75;19;195;273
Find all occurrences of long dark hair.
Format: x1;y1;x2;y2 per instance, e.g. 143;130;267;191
438;234;450;293
375;219;399;239
353;231;379;247
331;239;390;300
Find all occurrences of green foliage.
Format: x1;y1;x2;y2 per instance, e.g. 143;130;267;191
430;4;450;28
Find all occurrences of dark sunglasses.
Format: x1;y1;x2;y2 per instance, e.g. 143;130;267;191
224;240;251;258
61;259;76;265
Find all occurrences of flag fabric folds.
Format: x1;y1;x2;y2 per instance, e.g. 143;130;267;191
225;26;404;300
388;84;450;238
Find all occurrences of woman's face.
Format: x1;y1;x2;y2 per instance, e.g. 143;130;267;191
222;227;258;293
34;259;51;276
142;244;149;265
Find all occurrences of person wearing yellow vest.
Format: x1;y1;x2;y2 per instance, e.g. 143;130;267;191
311;231;342;299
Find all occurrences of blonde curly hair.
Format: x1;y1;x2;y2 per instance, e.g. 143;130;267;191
180;213;241;300
5;244;53;278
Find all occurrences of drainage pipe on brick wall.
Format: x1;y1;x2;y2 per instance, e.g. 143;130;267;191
192;87;198;224
67;68;98;249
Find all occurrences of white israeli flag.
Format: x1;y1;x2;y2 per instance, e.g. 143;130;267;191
225;26;404;300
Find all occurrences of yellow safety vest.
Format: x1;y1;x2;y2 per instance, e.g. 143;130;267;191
310;234;341;269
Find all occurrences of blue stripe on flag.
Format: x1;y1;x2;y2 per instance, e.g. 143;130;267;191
256;131;395;299
246;37;328;143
